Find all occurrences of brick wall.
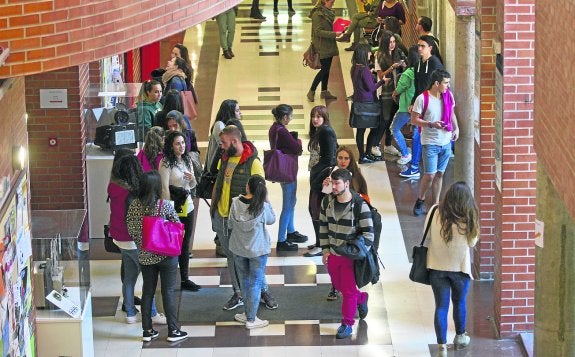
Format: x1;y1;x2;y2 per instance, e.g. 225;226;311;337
25;65;88;211
475;0;496;278
0;0;240;78
493;0;536;337
0;78;28;195
534;2;575;219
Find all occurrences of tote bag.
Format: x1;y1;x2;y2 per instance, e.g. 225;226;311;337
349;101;381;128
303;43;321;70
180;91;198;120
263;131;298;183
142;200;185;257
409;206;438;285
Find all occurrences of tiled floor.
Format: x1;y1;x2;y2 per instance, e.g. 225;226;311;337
89;1;526;356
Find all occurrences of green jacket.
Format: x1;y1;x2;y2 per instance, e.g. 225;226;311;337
395;67;415;112
309;5;339;59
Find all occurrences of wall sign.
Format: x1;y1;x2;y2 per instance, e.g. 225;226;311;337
39;89;68;109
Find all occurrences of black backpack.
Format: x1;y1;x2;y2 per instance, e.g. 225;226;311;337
352;193;384;287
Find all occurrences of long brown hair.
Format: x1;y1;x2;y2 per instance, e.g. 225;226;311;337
336;146;368;196
308;105;330;151
438;182;479;244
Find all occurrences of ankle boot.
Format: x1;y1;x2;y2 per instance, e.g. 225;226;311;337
321;90;337;100
307;90;315;102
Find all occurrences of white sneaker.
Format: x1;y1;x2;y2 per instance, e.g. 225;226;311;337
397;153;412;165
454;332;470;349
151;313;167;325
437;344;447;357
126;314;139;324
234;312;247;324
384;145;401;156
371;146;382;157
246;317;269;329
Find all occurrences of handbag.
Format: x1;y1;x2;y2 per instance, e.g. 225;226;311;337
349;101;381;128
142;200;185;257
180;90;198;120
409;205;438;285
103;224;121;254
303;43;321;70
263;131;298;183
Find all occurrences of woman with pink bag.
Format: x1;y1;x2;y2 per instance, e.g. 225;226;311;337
126;171;188;342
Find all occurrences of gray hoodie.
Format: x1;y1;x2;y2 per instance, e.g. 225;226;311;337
228;197;276;258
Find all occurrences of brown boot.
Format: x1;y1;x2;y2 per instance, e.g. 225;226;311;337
307;90;315;102
344;43;357;52
336;32;351;43
321;90;337;100
228;48;235;57
223;49;233;59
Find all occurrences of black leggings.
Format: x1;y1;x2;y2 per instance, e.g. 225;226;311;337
274;0;293;9
178;211;194;281
310;57;334;92
355;128;379;157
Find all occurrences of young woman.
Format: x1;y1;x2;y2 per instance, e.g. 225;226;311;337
349;43;385;164
391;45;418;165
268;104;305;252
159;131;202;292
307;0;341;102
426;182;479;355
171;43;196;96
155;89;184;129
108;155;166;325
137;126;165;172
162;57;187;94
126;171;188;342
306;105;337;257
372;30;406;160
316;146;370;300
273;0;295;15
136;80;163;138
229;175;276;329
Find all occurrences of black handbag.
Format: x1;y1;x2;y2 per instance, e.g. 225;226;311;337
349;101;381;128
409;206;438;285
103;224;121;254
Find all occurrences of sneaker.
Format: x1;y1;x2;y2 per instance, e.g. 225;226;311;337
358;155;374;164
303;247;323;257
276;241;298;252
167;329;188;342
307;90;315;102
287;231;308;243
234;312;247;324
326;288;339;301
399;166;420;178
358;293;369;319
223;292;244;310
397;153;412;165
437;344;447;357
246;317;269;329
261;290;279;309
454;332;470;349
181;280;202;291
371;146;382;157
413;198;425;216
151;313;167;325
126;314;139;324
384;145;401;156
122;304;139;313
134;296;142;305
273;8;279;14
366;153;383;162
142;329;159;342
287;8;296;15
336;324;353;339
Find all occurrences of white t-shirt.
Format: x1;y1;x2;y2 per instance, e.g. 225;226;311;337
412;92;454;146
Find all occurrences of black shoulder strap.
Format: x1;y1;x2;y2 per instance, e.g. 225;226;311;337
352;192;365;230
419;205;439;246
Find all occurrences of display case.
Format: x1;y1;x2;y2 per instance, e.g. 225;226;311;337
31;209;93;357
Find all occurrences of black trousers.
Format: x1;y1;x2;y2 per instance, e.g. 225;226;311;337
310;57;334;92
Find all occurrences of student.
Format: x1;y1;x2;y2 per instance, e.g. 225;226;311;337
426;182;479;355
229;175;276;329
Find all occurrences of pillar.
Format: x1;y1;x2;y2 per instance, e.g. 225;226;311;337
453;15;475;190
534;164;575;355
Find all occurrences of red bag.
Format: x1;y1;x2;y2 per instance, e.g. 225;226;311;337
333;18;351;33
142;200;184;257
180;90;198;120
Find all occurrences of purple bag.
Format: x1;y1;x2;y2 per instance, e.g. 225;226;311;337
142;200;184;257
263;131;298;183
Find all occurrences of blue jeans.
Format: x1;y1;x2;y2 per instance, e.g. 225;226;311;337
119;248;157;317
411;127;421;168
391;111;411;156
140;257;179;331
234;254;268;322
429;270;470;344
278;181;297;242
422;143;452;174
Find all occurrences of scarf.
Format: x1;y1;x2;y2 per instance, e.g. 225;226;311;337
162;67;186;87
441;88;454;132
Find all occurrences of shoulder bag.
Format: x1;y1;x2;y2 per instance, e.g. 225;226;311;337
409;205;438;285
263;130;298;183
303;41;321;70
349;101;381;128
180;90;198;120
142;200;185;257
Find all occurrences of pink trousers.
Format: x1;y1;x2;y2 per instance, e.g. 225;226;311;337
327;254;368;326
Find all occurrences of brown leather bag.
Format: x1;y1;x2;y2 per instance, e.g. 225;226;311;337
302;43;321;70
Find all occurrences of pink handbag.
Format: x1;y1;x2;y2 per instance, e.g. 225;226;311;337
142;200;184;257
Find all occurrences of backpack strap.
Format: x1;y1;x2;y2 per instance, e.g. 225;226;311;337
421;90;429;119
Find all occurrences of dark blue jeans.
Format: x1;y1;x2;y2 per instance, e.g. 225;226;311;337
429;269;470;344
140;257;179;331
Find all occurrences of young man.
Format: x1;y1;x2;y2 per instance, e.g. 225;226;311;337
410;69;459;216
211;125;278;311
319;168;373;339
